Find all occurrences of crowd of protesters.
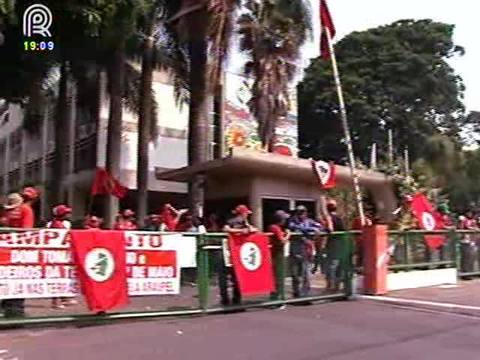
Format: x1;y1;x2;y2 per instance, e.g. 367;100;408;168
0;185;365;316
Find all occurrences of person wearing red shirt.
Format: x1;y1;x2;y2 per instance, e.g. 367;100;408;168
1;188;39;317
159;204;188;231
113;209;138;230
268;210;290;300
46;204;76;309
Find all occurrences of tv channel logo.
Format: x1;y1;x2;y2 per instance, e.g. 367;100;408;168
23;3;53;37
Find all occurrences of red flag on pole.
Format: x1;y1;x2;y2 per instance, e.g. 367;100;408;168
70;230;129;312
320;0;336;59
228;233;275;296
409;193;446;250
311;159;336;189
91;167;128;199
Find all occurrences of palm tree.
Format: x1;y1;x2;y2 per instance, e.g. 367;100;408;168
238;0;311;151
134;0;189;226
169;0;240;216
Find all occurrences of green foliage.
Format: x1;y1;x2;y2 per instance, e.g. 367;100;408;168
298;19;468;164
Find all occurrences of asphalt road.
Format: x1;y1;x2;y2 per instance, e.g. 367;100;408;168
1;300;480;360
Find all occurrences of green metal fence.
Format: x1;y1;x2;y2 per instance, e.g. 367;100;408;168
0;229;355;328
387;230;458;271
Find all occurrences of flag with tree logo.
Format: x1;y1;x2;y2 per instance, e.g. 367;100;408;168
70;230;129;312
228;233;275;296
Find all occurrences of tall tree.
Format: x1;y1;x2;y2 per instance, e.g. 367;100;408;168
134;0;188;226
298;19;468;165
170;0;239;216
238;0;311;150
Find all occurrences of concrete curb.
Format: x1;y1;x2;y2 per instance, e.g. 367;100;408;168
358;295;480;318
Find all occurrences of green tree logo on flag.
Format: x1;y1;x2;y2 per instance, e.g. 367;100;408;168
240;242;262;271
85;248;115;282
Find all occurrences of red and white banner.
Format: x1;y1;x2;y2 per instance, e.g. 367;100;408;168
229;233;275;296
409;193;446;250
311;159;336;189
0;230;181;300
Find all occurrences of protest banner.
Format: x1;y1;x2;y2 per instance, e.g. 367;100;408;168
0;230;182;300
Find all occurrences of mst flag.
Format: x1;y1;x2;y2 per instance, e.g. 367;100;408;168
70;230;129;312
312;159;336;189
410;193;446;250
320;0;336;59
228;233;275;296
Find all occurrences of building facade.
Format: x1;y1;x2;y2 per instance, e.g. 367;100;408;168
0;70;301;222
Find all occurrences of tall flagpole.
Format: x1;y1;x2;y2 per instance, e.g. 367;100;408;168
370;143;377;170
388;128;393;168
325;27;365;225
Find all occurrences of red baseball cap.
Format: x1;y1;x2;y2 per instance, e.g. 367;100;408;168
53;204;72;217
234;204;252;215
22;187;39;200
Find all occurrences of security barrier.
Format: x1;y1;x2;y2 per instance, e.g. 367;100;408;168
0;229;354;328
387;230;457;271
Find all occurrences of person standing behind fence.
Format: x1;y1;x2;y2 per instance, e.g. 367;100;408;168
47;204;77;309
160;204;188;231
1;188;38;318
325;200;345;292
287;205;323;298
143;214;165;231
220;205;258;306
83;215;103;229
176;212;206;233
113;209;138;230
268;210;291;300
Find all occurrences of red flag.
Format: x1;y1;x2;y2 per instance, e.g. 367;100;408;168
311;159;336;189
91;167;127;199
70;230;129;312
409;193;445;250
320;0;336;60
228;233;275;296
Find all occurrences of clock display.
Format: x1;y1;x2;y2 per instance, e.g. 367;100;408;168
23;40;55;51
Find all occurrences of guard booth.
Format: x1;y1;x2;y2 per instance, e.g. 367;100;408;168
155;148;397;228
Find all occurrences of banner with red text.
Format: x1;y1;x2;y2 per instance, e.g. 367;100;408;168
0;230;182;300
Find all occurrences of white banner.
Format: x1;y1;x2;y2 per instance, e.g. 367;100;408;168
0;230;187;299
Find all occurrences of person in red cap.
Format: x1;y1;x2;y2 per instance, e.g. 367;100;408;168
113;209;138;230
217;204;258;306
47;204;72;230
46;204;75;309
1;189;38;317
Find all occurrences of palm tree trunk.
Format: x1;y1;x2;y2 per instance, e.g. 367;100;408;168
136;32;154;228
105;42;126;227
52;61;70;205
188;38;209;217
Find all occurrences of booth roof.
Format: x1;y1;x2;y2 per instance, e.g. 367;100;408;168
155;148;392;187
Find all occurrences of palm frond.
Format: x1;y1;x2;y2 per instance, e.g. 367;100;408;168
238;0;311;148
207;0;241;91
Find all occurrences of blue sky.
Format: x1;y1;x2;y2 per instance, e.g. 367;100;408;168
304;0;478;112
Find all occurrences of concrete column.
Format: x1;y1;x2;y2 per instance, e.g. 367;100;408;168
249;179;262;229
40;106;49;218
67;83;76;206
19;129;26;186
